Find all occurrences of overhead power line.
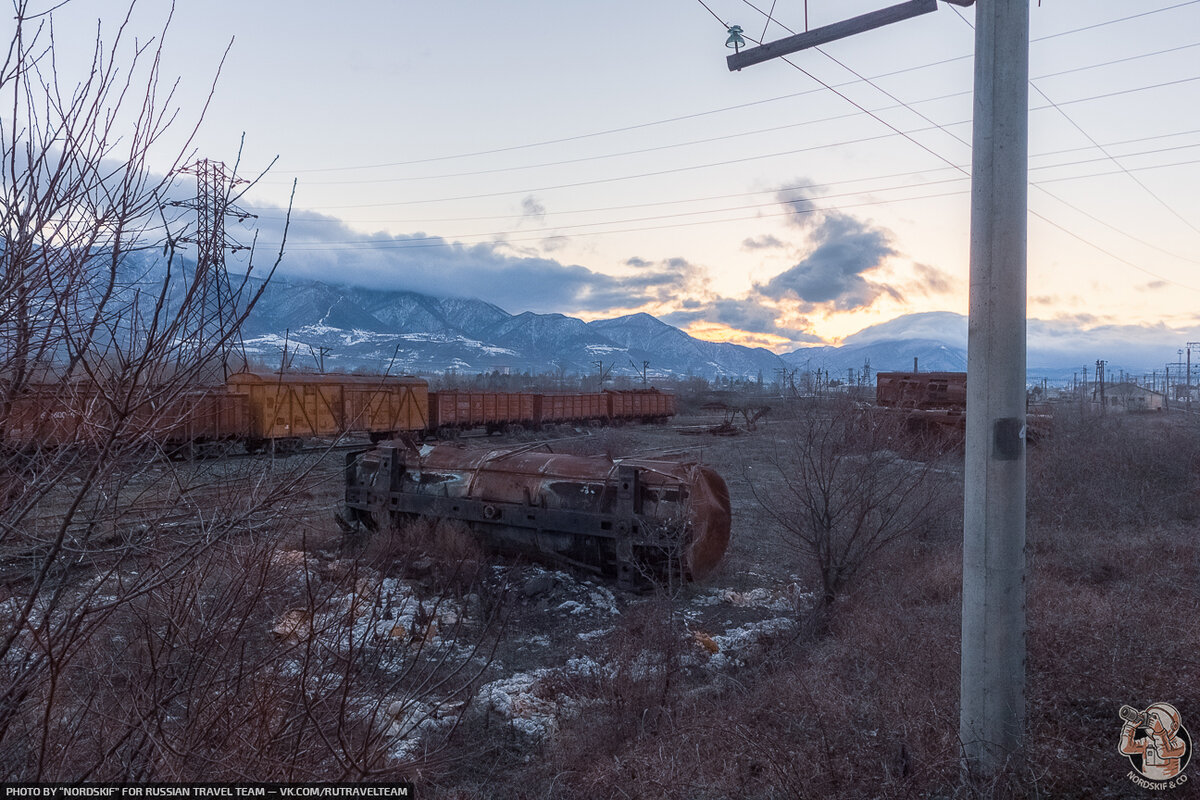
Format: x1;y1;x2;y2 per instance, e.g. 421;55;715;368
948;5;1200;239
726;0;1200;289
259;128;1200;226
283;0;1200;175
277;153;1200;255
285;75;1200;212
269;40;1200;189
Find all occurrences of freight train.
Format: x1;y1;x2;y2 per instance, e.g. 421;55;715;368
2;371;677;455
344;442;730;588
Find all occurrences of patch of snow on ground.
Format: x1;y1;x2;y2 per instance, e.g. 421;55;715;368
480;671;559;739
555;600;588;615
577;627;613;641
691;584;810;612
706;618;796;670
477;655;610;741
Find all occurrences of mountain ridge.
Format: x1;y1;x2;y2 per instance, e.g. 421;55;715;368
112;253;1192;381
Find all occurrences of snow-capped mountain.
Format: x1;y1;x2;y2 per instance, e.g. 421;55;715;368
106;253;1196;382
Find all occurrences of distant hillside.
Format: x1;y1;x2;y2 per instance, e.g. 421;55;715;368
111;254;1192;381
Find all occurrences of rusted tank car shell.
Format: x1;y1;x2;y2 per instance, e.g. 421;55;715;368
349;443;730;582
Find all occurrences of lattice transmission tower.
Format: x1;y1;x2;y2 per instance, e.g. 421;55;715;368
167;159;256;379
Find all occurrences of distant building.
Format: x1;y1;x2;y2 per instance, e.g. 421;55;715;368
1097;382;1164;412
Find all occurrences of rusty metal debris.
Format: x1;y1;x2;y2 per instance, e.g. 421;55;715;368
874;371;1050;443
344;443;730;589
678;402;770;436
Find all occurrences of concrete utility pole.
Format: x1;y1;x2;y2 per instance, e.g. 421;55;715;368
720;0;1030;778
960;0;1029;778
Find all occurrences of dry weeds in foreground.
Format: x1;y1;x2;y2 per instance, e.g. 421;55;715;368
431;411;1200;799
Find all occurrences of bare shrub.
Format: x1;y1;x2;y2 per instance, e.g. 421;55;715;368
0;2;484;782
0;527;501;781
748;398;954;610
515;599;692;793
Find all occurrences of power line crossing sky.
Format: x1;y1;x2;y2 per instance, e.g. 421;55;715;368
44;0;1200;354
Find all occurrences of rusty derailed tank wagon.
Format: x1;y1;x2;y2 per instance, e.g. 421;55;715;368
345;443;730;587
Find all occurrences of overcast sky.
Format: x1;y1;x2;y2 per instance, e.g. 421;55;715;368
42;0;1200;353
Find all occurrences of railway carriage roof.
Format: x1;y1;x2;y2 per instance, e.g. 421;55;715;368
227;371;426;387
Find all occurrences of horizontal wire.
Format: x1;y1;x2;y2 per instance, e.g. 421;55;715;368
279;1;1200;175
275;154;1200;252
251;127;1200;226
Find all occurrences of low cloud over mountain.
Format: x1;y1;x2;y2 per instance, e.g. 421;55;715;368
243;205;696;315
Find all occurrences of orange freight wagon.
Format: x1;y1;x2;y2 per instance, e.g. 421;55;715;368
429;391;535;433
158;389;250;448
535;393;608;424
606;389;676;422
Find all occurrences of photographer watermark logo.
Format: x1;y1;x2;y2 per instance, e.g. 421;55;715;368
1119;703;1191;790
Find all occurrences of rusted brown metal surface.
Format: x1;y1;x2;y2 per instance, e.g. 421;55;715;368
2;385;249;451
345;443;730;586
874;371;1050;443
606;388;676;421
429;391;536;433
159;390;249;445
533;393;608;424
3;376;679;456
876;371;968;409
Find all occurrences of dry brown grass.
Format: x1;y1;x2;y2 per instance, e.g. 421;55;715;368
434;412;1200;799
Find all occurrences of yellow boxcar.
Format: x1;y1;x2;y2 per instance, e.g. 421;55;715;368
226;372;428;449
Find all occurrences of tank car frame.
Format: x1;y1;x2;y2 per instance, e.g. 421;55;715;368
344;443;729;589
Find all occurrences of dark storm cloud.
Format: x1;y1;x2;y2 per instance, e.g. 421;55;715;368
241;204;690;314
756;211;899;310
746;179;903;311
